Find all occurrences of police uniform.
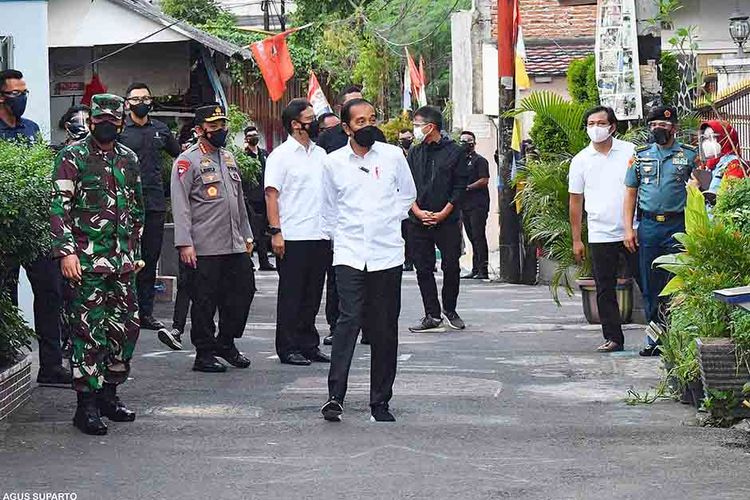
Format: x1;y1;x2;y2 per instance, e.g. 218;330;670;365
170;104;255;372
50;94;143;435
625;106;698;330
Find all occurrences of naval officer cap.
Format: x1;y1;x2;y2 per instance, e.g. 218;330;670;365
646;105;678;124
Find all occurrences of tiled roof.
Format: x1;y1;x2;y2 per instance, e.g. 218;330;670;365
525;40;594;77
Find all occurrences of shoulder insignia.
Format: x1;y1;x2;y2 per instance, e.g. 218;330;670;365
635;144;650;153
176;159;191;178
680;143;698;152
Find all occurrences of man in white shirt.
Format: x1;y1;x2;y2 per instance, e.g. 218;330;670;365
265;99;331;366
319;98;416;423
569;106;639;353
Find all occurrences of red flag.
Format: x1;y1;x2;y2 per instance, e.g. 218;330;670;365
419;56;427;87
307;72;332;117
81;74;107;106
406;49;422;96
251;30;295;102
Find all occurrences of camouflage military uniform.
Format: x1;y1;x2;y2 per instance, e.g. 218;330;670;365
50;95;144;393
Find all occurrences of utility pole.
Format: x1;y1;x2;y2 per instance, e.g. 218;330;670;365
262;0;270;32
496;0;521;283
280;0;286;31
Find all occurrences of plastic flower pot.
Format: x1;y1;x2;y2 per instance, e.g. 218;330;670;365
575;278;634;325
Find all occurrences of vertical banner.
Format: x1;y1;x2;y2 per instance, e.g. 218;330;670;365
595;0;643;120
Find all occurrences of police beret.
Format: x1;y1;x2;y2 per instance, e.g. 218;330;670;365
194;103;227;124
646;105;678;124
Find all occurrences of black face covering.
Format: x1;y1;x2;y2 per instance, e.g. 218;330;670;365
4;94;27;118
131;102;152;119
399;138;413;150
91;121;119;144
204;127;228;148
353;125;379;148
246;136;260;146
651;127;672;146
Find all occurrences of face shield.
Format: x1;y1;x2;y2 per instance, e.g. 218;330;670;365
699;126;722;162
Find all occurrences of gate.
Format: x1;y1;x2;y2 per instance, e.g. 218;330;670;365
696;79;750;160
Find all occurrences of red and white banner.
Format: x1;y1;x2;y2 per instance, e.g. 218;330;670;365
307;71;332;117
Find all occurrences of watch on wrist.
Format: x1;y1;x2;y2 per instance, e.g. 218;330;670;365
268;226;282;236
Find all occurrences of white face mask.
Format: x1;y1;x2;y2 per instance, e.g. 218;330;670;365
701;139;722;159
413;124;428;142
586;125;612;144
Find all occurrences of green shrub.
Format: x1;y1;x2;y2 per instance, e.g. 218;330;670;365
567;55;599;107
0;138;54;367
660;51;680;107
529;114;571;160
380;113;413;145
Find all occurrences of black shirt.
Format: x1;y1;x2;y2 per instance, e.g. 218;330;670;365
463;152;490;211
244;147;268;213
118;116;181;212
407;135;469;225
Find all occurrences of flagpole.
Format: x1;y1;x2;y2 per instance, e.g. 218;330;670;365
497;0;522;284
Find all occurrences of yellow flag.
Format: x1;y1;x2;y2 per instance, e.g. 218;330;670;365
515;26;531;90
511;117;522;153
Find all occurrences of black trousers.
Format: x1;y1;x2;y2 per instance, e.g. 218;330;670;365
408;221;462;317
136;211;166;317
589;242;640;345
172;261;191;333
248;206;272;267
186;253;255;355
461;208;489;275
2;256;64;369
328;265;402;407
275;240;330;357
325;264;339;333
401;220;413;266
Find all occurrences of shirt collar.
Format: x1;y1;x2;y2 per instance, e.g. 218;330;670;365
286;134;315;154
125;115;151;128
586;137;626;156
345;139;379;160
0;116;25;131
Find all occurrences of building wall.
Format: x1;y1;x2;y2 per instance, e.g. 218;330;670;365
491;0;596;40
664;0;739;54
0;0;51;138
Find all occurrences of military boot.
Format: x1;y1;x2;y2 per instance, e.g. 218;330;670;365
97;383;136;422
73;392;108;435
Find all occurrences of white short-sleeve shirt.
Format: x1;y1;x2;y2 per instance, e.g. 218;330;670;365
264;136;329;241
568;138;636;243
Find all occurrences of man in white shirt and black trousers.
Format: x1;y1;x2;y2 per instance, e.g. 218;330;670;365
568;106;639;353
265;99;331;366
320;98;417;423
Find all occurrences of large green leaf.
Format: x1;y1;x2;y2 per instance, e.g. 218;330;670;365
685;186;709;235
660;275;685;296
508;91;589;156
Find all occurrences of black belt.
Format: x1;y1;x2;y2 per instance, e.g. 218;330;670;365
639;210;684;223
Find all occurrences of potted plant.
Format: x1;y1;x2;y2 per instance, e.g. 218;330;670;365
0;138;54;420
655;181;750;416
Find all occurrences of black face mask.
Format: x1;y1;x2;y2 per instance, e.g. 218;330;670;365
399;139;413;150
131;102;152;119
4;94;27;118
246;136;260;146
91;121;119;144
353;125;379;149
203;127;228;148
461;142;475;153
651;127;672;146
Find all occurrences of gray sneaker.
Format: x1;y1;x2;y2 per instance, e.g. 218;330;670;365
409;315;445;333
443;311;466;330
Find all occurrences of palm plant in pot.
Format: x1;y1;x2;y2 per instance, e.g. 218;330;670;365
511;91;635;322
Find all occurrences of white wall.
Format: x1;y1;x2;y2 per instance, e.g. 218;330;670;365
664;0;741;54
0;0;51;138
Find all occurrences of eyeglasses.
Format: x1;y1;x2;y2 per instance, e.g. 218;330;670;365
1;89;29;98
126;97;153;105
649;121;673;129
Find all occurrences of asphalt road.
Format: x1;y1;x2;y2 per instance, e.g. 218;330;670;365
1;270;749;500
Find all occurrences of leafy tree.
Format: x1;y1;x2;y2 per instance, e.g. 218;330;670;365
566;55;599;107
660;51;680;107
161;0;222;26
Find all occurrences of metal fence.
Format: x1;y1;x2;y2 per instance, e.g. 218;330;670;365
697;83;750;160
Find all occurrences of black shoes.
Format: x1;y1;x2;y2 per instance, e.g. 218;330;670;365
280;353;312;366
97;383;136;422
360;335;370;345
193;354;227;372
370;404;396;422
304;348;331;363
461;272;476;279
474;272;490;280
409;315;445;333
140;315;166;331
36;364;71;386
321;399;343;422
639;345;661;357
215;346;252;368
73;392;108;435
158;328;183;351
323;334;333;346
443;310;466;330
259;263;276;271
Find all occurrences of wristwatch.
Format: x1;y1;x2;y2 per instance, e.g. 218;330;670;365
245;238;254;245
268;226;282;236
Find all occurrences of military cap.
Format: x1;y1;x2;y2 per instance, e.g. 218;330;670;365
195;103;227;124
91;94;125;120
646;105;678;124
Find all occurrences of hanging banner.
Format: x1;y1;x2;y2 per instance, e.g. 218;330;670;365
595;0;642;120
307;72;332;117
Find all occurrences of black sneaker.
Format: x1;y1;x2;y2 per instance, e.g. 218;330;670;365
443;311;466;330
639;345;661;357
370;405;396;422
158;328;183;351
37;364;72;386
408;315;445;333
321;399;343;422
140;315;166;331
323;334;333;346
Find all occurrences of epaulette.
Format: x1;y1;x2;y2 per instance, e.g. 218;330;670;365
680;143;698;152
635;144;650;153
